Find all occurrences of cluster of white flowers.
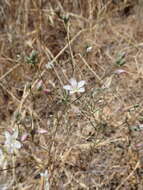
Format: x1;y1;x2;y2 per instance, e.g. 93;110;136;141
4;128;21;154
63;78;86;94
0;128;22;168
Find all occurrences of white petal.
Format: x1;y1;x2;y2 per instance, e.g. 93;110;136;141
4;139;11;146
63;85;72;91
13;141;21;149
13;128;19;139
86;46;92;52
69;78;77;87
114;69;127;74
78;87;85;93
69;89;76;94
77;80;85;88
5;131;11;140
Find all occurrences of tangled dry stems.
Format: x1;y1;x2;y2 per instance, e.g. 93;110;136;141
0;0;143;189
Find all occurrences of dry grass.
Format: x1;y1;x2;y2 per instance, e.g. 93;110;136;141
0;0;143;189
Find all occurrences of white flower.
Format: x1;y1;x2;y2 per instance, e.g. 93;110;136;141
4;128;22;154
63;78;85;94
86;46;92;52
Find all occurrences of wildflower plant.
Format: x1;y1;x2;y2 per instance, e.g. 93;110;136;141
63;78;85;95
4;128;22;154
